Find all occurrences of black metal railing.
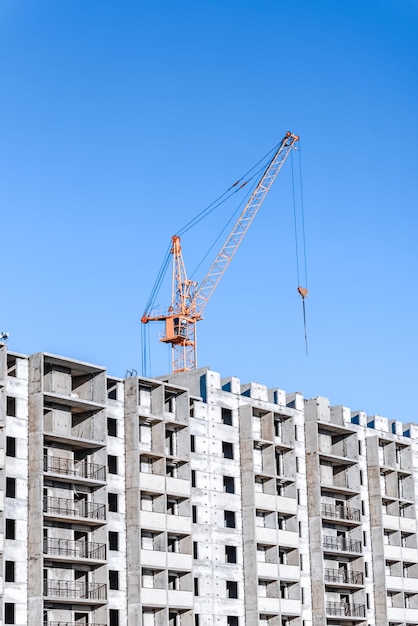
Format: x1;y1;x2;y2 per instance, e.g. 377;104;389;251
325;602;365;617
44;496;106;521
47;623;107;626
324;568;363;585
321;503;361;522
44;538;106;560
44;579;107;600
44;455;106;481
323;535;362;553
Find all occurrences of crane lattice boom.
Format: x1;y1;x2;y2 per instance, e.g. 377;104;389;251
142;131;299;373
193;131;299;316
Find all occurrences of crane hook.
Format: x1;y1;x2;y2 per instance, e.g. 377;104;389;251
297;286;309;356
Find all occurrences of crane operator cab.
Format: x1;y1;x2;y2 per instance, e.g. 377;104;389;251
162;316;193;345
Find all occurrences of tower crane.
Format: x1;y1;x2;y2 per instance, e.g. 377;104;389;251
141;131;303;374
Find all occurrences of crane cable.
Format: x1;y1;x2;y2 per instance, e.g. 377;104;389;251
291;144;309;355
142;242;171;376
187;143;288;278
177;142;281;237
141;322;150;378
190;168;265;279
143;143;281;317
298;143;308;291
143;242;172;317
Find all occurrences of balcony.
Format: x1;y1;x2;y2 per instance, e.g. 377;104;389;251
321;503;361;523
44;455;106;482
44;496;106;522
44;538;106;561
318;451;357;467
324;568;364;585
44;579;107;601
321;482;359;497
325;602;365;618
323;536;362;554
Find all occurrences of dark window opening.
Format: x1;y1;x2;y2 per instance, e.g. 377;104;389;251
222;442;234;459
7;355;17;377
110;609;119;626
5;603;15;624
225;545;237;563
107;381;118;400
109;570;119;590
109;531;119;551
6;397;16;417
5;561;15;582
222;408;233;425
227;580;238;599
108;455;118;474
5;519;15;540
6;477;16;498
224;510;236;528
223;476;235;493
108;493;118;512
6;437;16;457
107;418;117;437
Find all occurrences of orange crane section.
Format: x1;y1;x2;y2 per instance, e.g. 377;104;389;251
141;131;301;373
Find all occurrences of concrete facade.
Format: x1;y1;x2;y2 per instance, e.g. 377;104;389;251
1;343;418;626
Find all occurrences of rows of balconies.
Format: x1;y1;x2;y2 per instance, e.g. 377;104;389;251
44;455;106;481
323;536;362;553
324;568;363;585
41;359;108;626
44;496;106;521
44;580;107;600
325;601;365;617
321;503;361;522
44;538;106;560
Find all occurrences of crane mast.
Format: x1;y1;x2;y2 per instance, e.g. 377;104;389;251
142;131;300;373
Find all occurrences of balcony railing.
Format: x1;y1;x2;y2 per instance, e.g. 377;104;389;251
44;496;106;521
44;538;106;560
47;623;107;626
321;503;361;522
326;602;365;617
44;579;107;600
323;536;362;553
324;568;363;585
44;455;106;481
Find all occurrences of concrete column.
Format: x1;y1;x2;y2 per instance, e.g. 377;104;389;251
366;435;388;625
27;353;45;623
239;404;259;626
124;377;142;626
304;399;326;626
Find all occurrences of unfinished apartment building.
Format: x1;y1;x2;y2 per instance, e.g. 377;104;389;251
1;342;418;626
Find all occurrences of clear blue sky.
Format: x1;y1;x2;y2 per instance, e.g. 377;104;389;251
1;0;417;422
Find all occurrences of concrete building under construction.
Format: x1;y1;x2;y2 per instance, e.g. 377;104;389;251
1;341;418;626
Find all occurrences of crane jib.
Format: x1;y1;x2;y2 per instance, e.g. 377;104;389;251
141;131;299;373
193;132;299;316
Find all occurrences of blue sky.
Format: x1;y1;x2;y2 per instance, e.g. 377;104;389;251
1;0;417;421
